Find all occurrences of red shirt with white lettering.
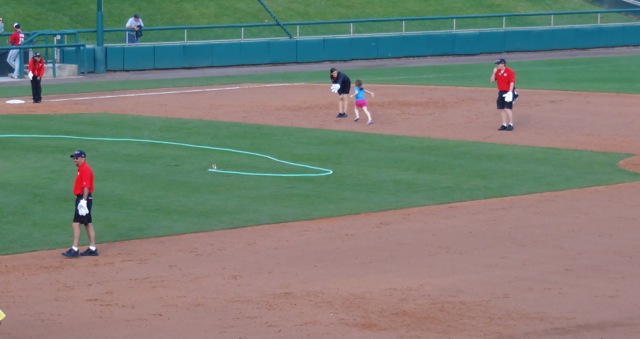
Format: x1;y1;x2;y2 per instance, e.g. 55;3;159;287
9;29;24;46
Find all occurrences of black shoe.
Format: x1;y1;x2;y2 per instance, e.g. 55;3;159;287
506;124;514;131
498;125;508;131
80;248;99;256
62;248;80;258
336;112;347;118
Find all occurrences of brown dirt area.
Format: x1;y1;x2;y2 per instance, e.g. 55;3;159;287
2;61;640;338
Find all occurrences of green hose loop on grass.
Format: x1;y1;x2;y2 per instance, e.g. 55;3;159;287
0;134;333;177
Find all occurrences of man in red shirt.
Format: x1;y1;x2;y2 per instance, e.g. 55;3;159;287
490;58;518;131
7;23;24;79
28;52;45;103
62;150;99;257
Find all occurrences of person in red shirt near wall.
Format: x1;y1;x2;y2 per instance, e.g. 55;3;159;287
7;23;24;79
28;52;45;103
62;150;99;258
490;58;519;131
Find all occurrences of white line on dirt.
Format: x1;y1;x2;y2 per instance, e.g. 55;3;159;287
46;83;303;102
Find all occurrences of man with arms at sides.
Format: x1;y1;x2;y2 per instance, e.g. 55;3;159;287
62;150;99;258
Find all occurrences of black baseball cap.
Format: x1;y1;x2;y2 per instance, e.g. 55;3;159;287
133;14;139;18
33;52;41;58
70;150;86;158
495;58;506;65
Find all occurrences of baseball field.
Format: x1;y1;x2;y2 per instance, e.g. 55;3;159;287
2;52;640;255
3;1;640;337
2;47;640;337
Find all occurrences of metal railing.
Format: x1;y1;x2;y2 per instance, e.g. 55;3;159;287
0;42;86;79
4;9;639;46
87;9;640;44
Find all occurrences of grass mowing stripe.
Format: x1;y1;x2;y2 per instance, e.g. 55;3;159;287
3;55;640;98
347;55;640;93
1;113;638;255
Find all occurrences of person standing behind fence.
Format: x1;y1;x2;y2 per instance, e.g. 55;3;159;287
7;23;24;79
28;52;45;103
125;14;144;44
0;17;5;34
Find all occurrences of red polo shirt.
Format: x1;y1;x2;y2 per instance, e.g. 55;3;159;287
73;161;94;196
495;66;515;91
28;57;45;77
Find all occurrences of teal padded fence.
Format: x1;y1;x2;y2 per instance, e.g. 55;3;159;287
62;24;640;73
49;9;640;73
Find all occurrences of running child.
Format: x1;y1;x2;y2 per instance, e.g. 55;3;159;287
349;79;375;125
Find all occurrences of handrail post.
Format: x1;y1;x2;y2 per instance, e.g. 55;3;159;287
94;0;106;74
17;49;24;78
52;51;57;78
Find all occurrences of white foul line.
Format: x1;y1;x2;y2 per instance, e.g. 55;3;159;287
46;83;303;102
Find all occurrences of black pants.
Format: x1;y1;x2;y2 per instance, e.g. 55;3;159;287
31;76;42;102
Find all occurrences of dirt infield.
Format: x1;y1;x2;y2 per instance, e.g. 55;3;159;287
2;78;640;338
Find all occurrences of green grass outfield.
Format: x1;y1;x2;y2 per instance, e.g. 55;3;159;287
2;54;640;255
1;113;639;255
2;54;640;98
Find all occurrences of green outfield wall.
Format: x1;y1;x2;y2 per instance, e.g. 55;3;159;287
59;23;640;73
